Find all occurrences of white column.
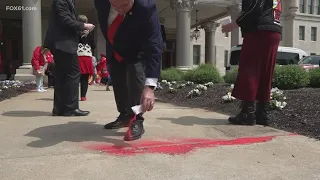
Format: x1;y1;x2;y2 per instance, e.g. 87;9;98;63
170;0;197;70
202;21;220;65
15;0;42;81
280;0;298;47
227;3;242;47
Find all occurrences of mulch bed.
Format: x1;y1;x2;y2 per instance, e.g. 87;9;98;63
155;83;320;140
0;84;36;102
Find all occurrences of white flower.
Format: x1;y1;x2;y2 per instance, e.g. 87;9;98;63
204;82;214;87
230;84;234;89
161;80;167;83
196;84;207;91
186;81;194;86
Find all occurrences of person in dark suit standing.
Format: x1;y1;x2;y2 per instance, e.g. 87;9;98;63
44;0;95;116
94;0;163;141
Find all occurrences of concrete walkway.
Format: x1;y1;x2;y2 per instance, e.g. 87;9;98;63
0;85;319;180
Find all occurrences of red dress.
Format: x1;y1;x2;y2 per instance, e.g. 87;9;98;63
77;43;94;75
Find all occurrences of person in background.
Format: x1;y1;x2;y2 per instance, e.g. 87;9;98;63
221;0;282;126
96;53;107;84
100;67;111;90
77;15;96;101
31;46;54;92
90;55;98;85
45;60;55;88
44;0;95;116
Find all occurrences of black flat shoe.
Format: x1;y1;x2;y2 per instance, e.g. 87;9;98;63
63;109;90;116
124;114;145;141
124;119;145;141
104;113;134;129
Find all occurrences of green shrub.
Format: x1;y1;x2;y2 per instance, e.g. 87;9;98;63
224;68;238;84
184;65;223;84
309;68;320;88
197;64;214;70
160;68;184;81
272;65;309;90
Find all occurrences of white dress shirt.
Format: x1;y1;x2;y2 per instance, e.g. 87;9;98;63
108;6;158;87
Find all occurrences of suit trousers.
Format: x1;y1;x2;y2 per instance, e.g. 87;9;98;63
232;31;281;102
51;49;80;113
109;58;145;115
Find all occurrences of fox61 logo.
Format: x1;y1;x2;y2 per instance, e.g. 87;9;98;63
5;6;37;11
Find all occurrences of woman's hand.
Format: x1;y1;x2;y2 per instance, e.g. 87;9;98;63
221;22;239;33
37;70;43;76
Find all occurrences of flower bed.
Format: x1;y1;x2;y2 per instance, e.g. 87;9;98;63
0;80;36;101
155;80;320;140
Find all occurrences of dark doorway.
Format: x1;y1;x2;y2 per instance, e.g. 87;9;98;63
162;40;176;69
0;19;23;78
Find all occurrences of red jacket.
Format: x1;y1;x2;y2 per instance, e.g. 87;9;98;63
31;46;54;70
97;57;107;72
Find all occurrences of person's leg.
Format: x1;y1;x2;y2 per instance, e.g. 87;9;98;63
124;60;146;141
51;49;66;115
229;31;264;125
255;31;281;125
35;75;42;91
126;60;146;108
80;74;89;99
104;59;131;129
106;75;111;91
80;74;85;98
40;75;46;91
63;53;82;114
48;75;53;88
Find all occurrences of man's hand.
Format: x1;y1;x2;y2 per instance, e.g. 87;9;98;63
140;86;155;113
221;22;238;33
81;30;90;38
84;23;95;32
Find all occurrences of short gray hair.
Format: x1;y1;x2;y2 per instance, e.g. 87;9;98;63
78;15;88;23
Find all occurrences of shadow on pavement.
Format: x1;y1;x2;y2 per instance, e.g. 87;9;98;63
24;121;129;148
157;116;229;126
2;110;52;117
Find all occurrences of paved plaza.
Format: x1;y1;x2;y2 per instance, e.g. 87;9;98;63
0;85;319;180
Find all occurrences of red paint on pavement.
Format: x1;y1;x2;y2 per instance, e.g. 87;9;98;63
83;134;295;156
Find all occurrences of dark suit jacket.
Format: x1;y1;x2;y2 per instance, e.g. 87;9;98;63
44;0;85;54
94;0;163;78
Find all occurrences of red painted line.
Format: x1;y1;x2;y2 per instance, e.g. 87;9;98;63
83;134;297;156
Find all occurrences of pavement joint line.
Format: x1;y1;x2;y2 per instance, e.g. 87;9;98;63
0;151;102;160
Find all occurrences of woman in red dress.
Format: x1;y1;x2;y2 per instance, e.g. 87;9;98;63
77;15;96;101
222;0;282;125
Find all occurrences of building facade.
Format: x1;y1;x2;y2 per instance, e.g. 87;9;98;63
0;0;318;81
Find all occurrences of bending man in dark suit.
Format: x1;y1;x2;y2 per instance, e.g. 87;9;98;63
44;0;95;116
94;0;163;141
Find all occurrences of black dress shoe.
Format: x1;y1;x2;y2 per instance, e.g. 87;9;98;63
104;113;134;129
63;109;90;116
124;114;145;141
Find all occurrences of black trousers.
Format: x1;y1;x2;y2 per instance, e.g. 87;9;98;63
51;49;80;113
109;59;145;114
47;75;55;87
80;74;89;97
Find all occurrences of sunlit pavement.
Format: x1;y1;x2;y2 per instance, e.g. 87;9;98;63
0;85;319;180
